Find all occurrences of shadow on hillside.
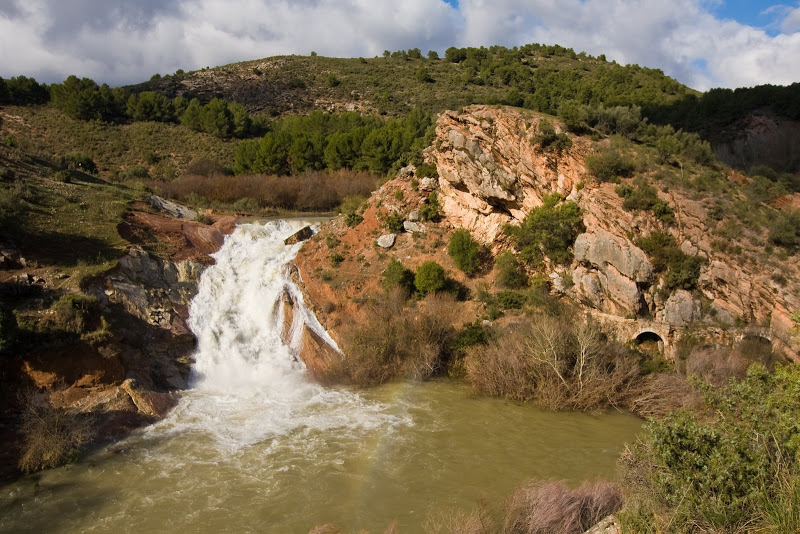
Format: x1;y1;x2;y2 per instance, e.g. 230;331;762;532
15;230;120;268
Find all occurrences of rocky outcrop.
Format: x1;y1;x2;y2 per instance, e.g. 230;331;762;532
431;106;800;358
291;105;799;368
101;246;204;337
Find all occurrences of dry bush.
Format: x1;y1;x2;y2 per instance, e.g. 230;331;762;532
627;372;700;419
502;480;623;534
328;292;457;386
424;502;495;534
464;336;537;401
153;169;378;212
18;389;94;473
464;315;643;412
684;346;751;386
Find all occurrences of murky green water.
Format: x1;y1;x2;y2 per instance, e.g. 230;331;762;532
0;222;641;533
0;380;640;533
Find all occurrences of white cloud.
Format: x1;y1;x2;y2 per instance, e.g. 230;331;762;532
0;0;798;90
780;4;800;32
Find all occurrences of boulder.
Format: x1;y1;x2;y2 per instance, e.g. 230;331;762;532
574;229;653;283
419;177;438;191
407;209;420;222
659;290;702;326
285;225;314;245
399;164;416;178
147;195;197;220
377;234;397;248
403;221;426;233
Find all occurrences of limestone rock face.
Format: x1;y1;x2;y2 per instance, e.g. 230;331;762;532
103;246;204;335
428;105;800;357
658;290;702;326
434;106;590;244
574;230;653;283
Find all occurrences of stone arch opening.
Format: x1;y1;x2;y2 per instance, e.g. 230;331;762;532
635;331;664;345
634;330;665;354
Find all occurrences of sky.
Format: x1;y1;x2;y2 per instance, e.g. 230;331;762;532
0;0;798;92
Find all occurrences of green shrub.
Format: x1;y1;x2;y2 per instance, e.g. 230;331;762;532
619;364;800;533
53;170;72;183
381;259;415;294
339;195;365;214
534;120;571;152
384;212;404;232
0;166;15;182
51;294;98;334
497;290;526;309
415;162;438;178
586;149;636;182
419;191;441;221
495;251;527;288
636;232;701;291
448;229;481;275
344;212;363;227
415;261;446;295
329;252;344;267
232;197;259;213
451;321;490;354
59;152;97;174
769;210;800;252
505;193;584;265
119;165;150;181
616;179;675;223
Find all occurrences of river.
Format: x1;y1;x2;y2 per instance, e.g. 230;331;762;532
0;220;641;533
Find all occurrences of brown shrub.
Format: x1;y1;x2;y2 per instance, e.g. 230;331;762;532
502;480;623;534
424;501;495;534
327;292;457;386
152;169;378;212
18;389;94;473
684;346;751;386
627;372;699;419
464;315;643;412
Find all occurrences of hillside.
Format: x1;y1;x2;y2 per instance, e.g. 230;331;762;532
291;105;800;378
132;45;693;117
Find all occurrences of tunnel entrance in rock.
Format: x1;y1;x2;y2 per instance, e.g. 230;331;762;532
635;331;663;344
634;331;664;354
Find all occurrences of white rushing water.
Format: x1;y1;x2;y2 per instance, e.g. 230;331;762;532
148;220;402;452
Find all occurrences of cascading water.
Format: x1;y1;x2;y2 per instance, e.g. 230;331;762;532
153;220;398;451
0;220;642;534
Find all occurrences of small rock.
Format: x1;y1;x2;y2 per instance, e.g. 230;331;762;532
403;221;426;233
147;195;197;220
549;272;566;293
377;234;397;249
399;164;416;178
55;273;69;280
284;226;314;245
419;177;438;191
407;210;420;222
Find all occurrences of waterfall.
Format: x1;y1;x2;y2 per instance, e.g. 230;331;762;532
188;220;309;392
151;220;397;452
